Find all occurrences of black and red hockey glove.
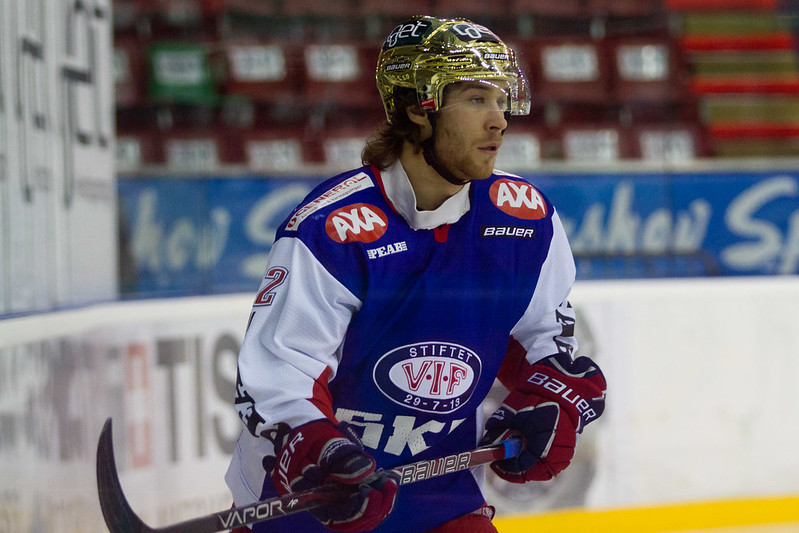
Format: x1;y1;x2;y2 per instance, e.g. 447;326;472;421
272;419;399;532
481;353;606;482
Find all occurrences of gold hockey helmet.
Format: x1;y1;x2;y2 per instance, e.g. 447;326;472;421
376;16;531;123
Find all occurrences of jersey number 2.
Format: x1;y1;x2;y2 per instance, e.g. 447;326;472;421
254;267;288;306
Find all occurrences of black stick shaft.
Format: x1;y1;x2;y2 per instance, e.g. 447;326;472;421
97;418;521;533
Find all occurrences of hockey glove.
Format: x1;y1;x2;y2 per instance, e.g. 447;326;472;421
272;419;399;532
481;353;606;482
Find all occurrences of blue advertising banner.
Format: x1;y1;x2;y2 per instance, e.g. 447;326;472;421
117;169;799;296
118;177;210;295
118;175;324;296
533;170;799;279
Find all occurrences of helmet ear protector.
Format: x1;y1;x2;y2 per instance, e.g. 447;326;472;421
376;16;531;124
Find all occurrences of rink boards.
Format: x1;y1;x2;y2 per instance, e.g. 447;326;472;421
2;278;799;531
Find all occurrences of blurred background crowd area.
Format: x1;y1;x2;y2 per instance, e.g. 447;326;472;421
112;0;799;173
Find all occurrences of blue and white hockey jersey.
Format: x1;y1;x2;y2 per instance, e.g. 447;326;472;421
225;162;578;532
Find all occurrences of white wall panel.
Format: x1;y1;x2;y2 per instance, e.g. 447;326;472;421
0;0;116;317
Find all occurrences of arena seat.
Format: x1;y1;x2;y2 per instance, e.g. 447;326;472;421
558;124;632;162
359;0;432;17
281;0;359;17
521;37;611;104
434;0;509;19
114;36;148;107
609;36;689;103
222;40;304;104
555;101;623;125
671;1;799;157
587;0;666;16
666;0;778;11
509;0;589;17
313;123;376;170
241;128;308;171
221;0;280;16
322;136;367;170
301;42;382;109
116;130;162;169
629;123;707;162
136;0;223;38
112;0;144;33
147;41;219;105
161;128;244;169
495;127;547;169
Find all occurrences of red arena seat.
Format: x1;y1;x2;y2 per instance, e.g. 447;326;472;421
495;127;547;169
630;123;707;162
559;124;632;162
522;37;612;104
116;130;162;169
161;129;232;170
301;42;382;109
114;36;148;107
222;40;304;104
241;128;308;171
359;0;432;17
281;0;359;17
435;0;508;19
509;0;589;17
610;37;689;103
587;0;666;16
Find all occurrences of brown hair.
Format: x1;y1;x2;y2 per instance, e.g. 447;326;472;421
361;88;426;170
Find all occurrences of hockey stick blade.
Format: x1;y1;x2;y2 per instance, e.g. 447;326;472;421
96;418;149;533
97;419;346;533
97;417;521;533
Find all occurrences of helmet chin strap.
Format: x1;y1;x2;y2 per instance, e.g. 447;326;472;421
420;114;470;187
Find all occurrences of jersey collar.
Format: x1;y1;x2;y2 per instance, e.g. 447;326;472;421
379;162;471;230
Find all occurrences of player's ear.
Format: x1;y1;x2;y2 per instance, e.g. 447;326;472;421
406;105;432;141
406;104;429;127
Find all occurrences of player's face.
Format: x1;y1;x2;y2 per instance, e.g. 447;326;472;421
433;82;509;182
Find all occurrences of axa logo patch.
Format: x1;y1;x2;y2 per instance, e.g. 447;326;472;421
326;203;388;243
373;342;482;414
490;178;547;220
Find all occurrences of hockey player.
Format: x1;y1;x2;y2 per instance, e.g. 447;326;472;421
226;15;607;533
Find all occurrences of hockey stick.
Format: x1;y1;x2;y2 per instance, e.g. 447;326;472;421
97;418;521;533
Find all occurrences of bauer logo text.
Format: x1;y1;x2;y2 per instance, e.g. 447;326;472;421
481;226;535;238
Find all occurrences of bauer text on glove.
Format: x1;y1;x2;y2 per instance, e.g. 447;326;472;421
480;353;606;482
